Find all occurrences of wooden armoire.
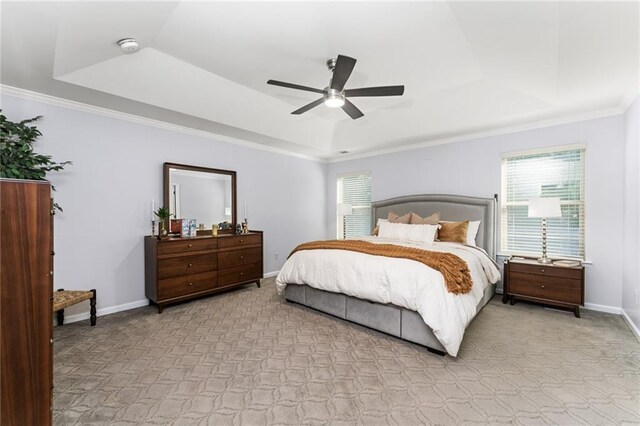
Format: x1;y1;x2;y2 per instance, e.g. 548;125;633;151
0;179;53;425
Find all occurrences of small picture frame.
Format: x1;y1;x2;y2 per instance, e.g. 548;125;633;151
181;220;190;237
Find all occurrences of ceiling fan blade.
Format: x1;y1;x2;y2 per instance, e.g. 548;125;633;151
291;98;325;115
267;79;325;94
330;55;357;92
344;85;405;97
341;99;364;120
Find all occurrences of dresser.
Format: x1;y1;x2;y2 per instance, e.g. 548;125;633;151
145;232;263;312
502;258;584;317
1;179;53;425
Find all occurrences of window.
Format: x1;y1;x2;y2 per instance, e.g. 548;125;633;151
337;172;372;239
501;146;585;259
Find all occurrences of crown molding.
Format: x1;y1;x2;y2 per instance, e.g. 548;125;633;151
328;107;624;163
2;85;628;165
0;85;327;163
619;89;639;113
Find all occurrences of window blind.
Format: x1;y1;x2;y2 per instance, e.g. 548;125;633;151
337;172;372;239
501;147;585;259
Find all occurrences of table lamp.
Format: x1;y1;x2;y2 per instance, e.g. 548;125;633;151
528;197;561;264
337;203;353;239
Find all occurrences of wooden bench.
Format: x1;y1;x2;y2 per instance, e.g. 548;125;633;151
53;289;97;326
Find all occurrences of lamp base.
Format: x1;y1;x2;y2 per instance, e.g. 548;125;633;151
537;256;553;264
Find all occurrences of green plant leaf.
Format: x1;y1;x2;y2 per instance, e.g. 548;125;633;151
0;110;71;210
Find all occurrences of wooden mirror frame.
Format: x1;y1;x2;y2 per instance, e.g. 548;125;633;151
163;162;237;234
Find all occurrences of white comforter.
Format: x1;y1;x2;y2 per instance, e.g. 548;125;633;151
276;237;500;356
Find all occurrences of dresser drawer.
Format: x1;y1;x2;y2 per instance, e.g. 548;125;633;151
218;263;263;287
509;272;582;305
158;253;217;279
218;247;262;269
157;238;217;255
158;271;217;300
218;234;261;248
509;262;582;279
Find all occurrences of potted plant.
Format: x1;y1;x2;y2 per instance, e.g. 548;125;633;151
154;207;173;238
0;111;71;210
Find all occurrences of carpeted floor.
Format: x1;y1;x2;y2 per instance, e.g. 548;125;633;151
53;278;640;425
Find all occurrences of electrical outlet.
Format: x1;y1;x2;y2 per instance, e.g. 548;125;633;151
274;252;279;260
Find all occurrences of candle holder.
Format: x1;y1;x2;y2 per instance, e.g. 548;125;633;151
242;221;249;234
151;219;156;238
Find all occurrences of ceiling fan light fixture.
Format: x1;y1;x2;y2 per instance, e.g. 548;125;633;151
324;89;345;108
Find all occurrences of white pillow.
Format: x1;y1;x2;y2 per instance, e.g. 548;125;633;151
466;220;481;246
439;220;481;246
376;218;388;226
378;222;440;244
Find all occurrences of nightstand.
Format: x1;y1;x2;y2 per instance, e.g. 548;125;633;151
502;258;585;317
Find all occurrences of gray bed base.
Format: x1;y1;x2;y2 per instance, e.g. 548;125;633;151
285;283;496;355
284;194;498;355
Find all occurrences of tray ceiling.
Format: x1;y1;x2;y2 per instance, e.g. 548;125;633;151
2;1;638;160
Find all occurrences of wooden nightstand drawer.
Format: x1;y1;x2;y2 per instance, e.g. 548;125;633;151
509;262;582;280
503;258;585;317
509;272;582;305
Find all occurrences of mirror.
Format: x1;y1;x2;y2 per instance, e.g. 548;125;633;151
163;163;236;232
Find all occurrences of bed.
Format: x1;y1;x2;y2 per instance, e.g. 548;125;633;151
276;194;500;356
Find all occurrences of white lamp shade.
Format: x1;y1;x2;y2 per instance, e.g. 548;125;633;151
528;197;562;218
337;203;352;216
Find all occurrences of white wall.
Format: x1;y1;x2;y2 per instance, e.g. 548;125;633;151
623;95;640;333
327;116;625;310
1;94;327;316
3;90;632;319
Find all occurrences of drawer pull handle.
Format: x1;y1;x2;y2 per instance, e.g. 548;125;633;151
541;285;545;288
188;244;193;248
240;256;244;260
541;269;545;273
189;282;193;286
240;239;244;243
240;272;244;276
188;263;193;267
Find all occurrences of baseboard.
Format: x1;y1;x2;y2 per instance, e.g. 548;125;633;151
57;275;281;326
621;308;640;341
583;302;621;315
55;299;149;326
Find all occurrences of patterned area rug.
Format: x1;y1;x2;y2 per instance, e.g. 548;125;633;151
53;278;640;425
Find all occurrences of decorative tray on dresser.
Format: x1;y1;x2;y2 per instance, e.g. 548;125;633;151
145;232;263;313
502;257;584;317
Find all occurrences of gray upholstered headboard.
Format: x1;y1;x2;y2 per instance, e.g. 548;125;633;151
371;194;498;259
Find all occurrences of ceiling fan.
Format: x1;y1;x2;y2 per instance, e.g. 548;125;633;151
267;54;404;120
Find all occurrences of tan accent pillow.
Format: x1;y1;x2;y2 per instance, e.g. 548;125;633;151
409;212;440;225
438;221;469;244
372;225;379;236
388;212;411;224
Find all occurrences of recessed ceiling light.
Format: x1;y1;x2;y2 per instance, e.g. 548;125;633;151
117;38;139;54
339;150;349;154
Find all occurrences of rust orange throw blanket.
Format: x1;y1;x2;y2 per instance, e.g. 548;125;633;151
289;240;472;295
